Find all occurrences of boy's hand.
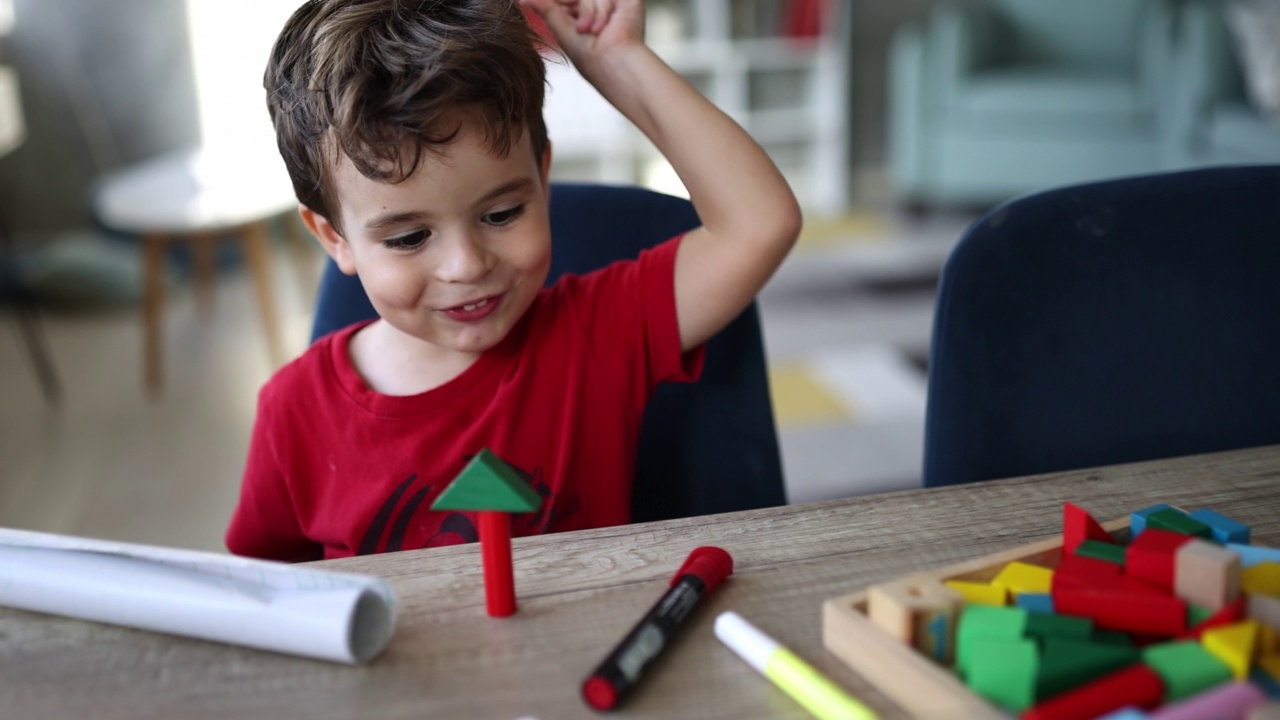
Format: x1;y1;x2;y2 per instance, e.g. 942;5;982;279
519;0;645;64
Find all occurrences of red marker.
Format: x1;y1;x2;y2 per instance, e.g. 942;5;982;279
581;546;734;711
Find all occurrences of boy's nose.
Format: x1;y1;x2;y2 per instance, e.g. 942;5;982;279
434;231;493;283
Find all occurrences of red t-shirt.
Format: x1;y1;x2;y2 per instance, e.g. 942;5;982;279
226;236;703;561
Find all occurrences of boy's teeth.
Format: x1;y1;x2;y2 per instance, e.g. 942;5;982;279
461;298;489;311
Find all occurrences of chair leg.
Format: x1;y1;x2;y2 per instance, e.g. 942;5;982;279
13;293;60;404
143;234;168;398
241;221;286;368
193;233;217;320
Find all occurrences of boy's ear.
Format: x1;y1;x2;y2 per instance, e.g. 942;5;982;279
298;205;357;276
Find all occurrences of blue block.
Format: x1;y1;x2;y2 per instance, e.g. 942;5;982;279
1015;593;1055;614
1095;708;1148;720
1131;504;1174;538
1227;543;1280;568
1251;668;1280;699
1188;508;1251;544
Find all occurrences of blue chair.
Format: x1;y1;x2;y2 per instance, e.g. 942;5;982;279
923;165;1280;487
311;182;787;521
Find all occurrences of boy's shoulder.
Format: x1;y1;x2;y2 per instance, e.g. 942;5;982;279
258;321;365;407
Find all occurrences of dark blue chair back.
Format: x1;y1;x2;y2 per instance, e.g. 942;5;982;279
310;182;786;521
923;165;1280;487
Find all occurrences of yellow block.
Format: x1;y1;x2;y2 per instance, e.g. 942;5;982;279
768;363;853;429
1262;623;1280;657
1260;653;1280;683
991;561;1054;595
945;580;1008;606
1201;620;1259;680
1243;562;1280;596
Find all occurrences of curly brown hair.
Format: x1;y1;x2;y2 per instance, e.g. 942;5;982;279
265;0;549;229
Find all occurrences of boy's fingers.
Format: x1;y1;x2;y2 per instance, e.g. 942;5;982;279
574;0;596;34
590;0;613;34
520;0;580;42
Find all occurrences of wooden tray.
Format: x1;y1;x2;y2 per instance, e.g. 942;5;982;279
821;517;1130;719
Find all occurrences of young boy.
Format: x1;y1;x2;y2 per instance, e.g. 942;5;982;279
226;0;801;561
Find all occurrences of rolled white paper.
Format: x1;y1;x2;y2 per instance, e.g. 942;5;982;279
0;527;395;664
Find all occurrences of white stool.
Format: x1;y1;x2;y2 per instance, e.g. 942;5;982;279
93;147;300;396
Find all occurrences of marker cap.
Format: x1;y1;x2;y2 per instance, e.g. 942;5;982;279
671;546;733;593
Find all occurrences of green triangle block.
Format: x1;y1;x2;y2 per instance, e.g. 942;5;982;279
430;449;542;513
1075;539;1127;565
1147;508;1212;538
1036;637;1140;700
1187;604;1214;627
1025;613;1093;641
957;605;1028;676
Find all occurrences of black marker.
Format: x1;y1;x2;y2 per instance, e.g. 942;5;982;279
581;546;734;711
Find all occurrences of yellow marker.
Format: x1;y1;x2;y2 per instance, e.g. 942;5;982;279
715;611;879;720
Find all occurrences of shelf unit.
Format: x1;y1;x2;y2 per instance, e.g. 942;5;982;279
543;0;851;217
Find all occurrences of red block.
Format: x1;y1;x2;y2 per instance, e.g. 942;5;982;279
1064;502;1116;554
1181;596;1247;640
1054;553;1125;587
1052;573;1186;636
1022;663;1164;720
1126;529;1193;592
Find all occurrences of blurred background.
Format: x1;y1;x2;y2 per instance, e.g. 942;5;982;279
0;0;1277;551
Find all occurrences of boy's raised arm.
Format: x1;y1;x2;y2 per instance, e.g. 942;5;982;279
521;0;803;352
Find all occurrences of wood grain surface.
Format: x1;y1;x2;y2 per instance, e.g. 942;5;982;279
3;445;1279;719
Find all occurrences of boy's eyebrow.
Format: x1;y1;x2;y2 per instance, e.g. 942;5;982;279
363;178;536;232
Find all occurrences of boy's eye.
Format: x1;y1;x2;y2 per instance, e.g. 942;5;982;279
483;205;525;226
382;230;428;250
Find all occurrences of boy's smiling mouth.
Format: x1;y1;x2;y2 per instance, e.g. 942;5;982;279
439;293;504;322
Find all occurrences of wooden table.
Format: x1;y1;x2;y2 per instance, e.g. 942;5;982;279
4;445;1280;719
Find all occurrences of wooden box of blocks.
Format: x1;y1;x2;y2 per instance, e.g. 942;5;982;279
822;504;1280;719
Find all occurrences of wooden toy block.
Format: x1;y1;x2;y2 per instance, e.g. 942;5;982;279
1249;699;1280;718
1128;529;1195;592
1064;502;1117;553
1076;539;1127;565
1133;503;1176;538
1035;637;1140;700
1025;612;1093;641
1175;539;1241;611
993;561;1055;595
946;579;1008;606
1263;624;1280;657
1244;562;1280;597
1142;640;1234;702
1184;597;1247;640
1018;593;1056;614
1260;654;1280;684
1250;594;1280;634
957;605;1028;676
1188;508;1251;544
1188;604;1215;627
1229;544;1280;569
1095;630;1136;646
1054;553;1126;587
1200;620;1260;680
431;449;542;618
1148;680;1265;720
1250;667;1280;700
1022;663;1164;720
431;449;542;512
867;579;964;664
1146;508;1212;538
966;637;1038;712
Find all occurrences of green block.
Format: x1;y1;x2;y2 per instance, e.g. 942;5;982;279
430;448;542;512
967;637;1039;712
1187;604;1214;628
1146;508;1212;538
1036;637;1140;700
1093;630;1134;646
1142;640;1233;702
1025;613;1093;641
957;606;1028;677
1075;539;1127;565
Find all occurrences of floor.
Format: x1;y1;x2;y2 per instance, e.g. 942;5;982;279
0;208;976;553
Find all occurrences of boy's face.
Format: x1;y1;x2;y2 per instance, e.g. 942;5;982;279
302;118;552;362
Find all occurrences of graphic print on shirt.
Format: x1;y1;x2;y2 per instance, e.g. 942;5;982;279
355;453;580;554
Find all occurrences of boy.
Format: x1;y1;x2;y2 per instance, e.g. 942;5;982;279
226;0;801;561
